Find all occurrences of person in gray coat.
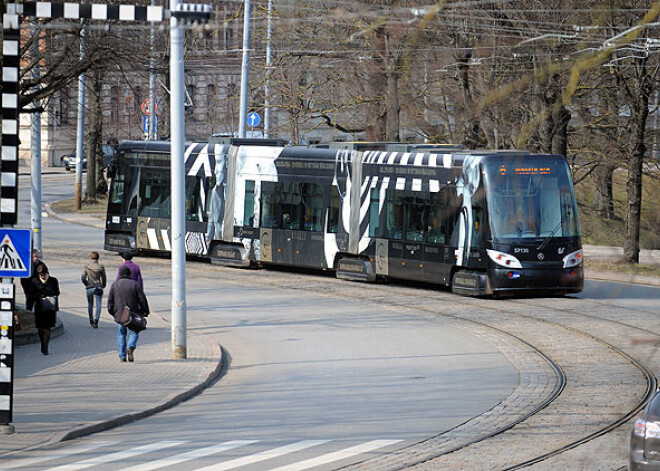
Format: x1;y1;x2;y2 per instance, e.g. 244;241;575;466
107;266;150;362
81;251;107;328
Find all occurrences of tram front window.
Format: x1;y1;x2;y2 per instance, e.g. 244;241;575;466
484;157;579;241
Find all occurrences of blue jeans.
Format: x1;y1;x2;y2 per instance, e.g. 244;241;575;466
86;287;103;324
116;323;139;359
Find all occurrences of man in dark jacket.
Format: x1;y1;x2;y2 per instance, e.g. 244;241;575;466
107;266;150;362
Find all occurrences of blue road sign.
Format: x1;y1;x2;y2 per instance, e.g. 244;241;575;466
142;115;158;133
0;229;31;278
247;112;261;127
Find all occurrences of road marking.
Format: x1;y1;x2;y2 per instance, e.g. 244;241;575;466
1;441;118;470
193;440;329;471
121;440;258;471
268;440;403;471
44;440;185;471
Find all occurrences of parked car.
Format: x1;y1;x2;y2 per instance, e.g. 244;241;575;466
61;144;116;172
630;389;660;470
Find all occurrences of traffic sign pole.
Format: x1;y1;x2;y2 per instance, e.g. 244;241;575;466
0;281;15;434
0;229;30;434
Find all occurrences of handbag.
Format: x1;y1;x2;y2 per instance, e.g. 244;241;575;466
126;312;147;332
40;295;58;311
93;287;104;296
117;289;147;332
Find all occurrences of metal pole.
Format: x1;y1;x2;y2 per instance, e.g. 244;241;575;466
148;0;157;140
238;0;251;138
30;20;42;255
73;22;87;211
170;0;187;359
264;0;272;138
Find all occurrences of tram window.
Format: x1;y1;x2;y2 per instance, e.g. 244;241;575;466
244;180;255;226
471;190;485;248
385;190;404;240
138;169;170;218
405;194;427;242
185;176;208;222
302;183;323;232
427;192;446;244
281;182;303;230
109;173;125;206
328;186;340;233
261;181;279;228
369;189;379;237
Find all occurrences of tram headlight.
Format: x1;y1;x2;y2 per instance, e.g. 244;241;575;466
562;249;583;268
486;249;522;269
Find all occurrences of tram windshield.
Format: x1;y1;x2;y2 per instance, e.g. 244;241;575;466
484;156;579;241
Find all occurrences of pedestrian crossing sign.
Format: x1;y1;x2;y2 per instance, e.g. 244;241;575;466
0;230;30;278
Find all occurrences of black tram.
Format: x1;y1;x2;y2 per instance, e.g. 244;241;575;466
104;139;583;297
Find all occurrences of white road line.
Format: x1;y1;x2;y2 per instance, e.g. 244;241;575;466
1;441;118;470
194;440;330;471
44;440;186;471
268;440;403;471
121;440;258;471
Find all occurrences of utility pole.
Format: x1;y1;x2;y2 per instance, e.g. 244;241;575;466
264;0;273;138
148;0;157;140
238;0;251;138
168;1;211;359
29;19;42;255
73;22;87;211
170;0;187;359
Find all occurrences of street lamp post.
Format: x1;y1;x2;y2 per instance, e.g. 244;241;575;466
170;2;212;359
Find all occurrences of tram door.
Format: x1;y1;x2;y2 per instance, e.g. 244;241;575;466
424;188;454;285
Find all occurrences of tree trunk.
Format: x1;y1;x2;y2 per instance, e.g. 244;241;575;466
540;72;569;156
593;162;616;220
385;64;400;142
456;48;481;148
86;66;103;201
551;105;570;157
623;67;650;264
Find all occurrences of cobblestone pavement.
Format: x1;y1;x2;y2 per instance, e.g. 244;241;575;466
1;255;224;457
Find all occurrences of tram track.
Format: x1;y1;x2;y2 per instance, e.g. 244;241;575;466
41;247;660;469
201;266;657;470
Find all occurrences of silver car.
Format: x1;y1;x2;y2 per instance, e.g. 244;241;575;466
631;390;660;470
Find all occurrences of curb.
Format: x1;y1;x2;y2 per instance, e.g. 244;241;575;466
51;339;227;444
44;203;105;230
584;270;660;288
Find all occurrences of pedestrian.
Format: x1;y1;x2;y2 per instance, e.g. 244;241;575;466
107;266;150;362
81;251;107;329
20;249;42;305
26;263;60;355
117;252;143;288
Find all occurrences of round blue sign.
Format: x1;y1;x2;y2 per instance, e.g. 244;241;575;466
247;112;261;127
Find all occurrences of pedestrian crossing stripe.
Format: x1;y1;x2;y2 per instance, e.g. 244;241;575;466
0;234;25;271
2;439;404;471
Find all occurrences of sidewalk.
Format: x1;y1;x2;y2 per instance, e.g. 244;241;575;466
2;263;224;458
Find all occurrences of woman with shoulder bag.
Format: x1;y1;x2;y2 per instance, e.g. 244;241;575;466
81;251;107;329
26;263;60;355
